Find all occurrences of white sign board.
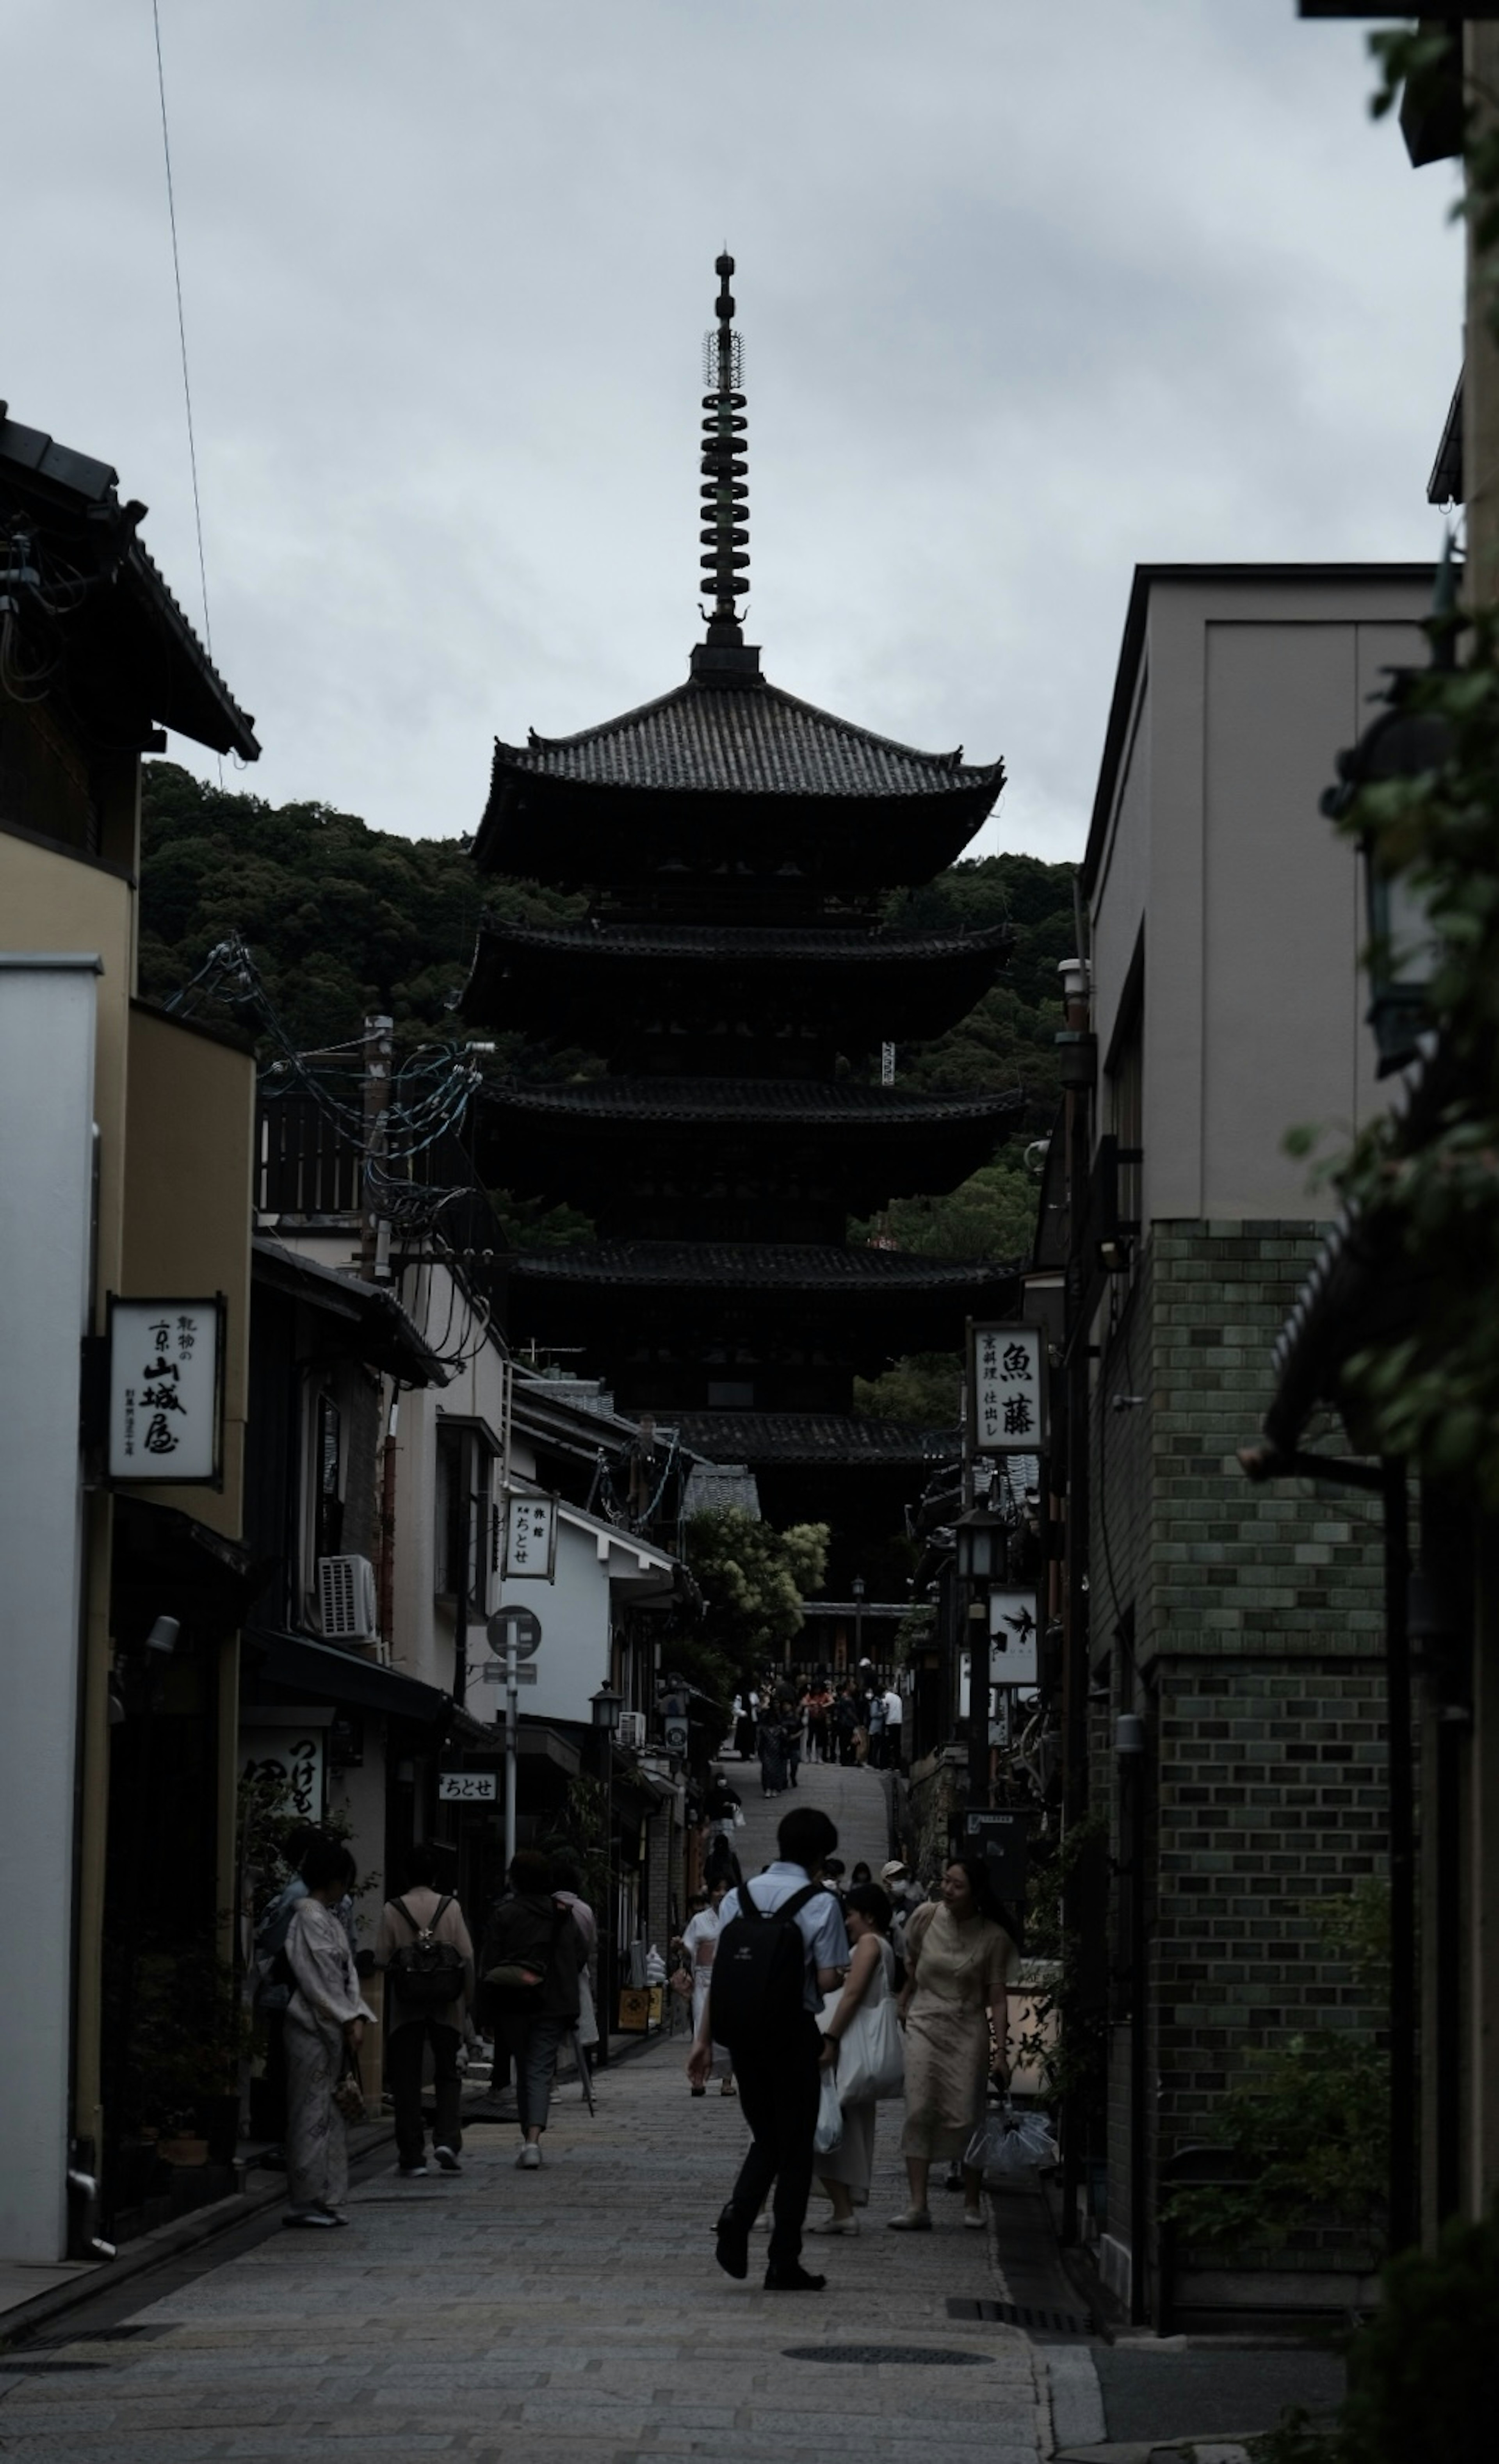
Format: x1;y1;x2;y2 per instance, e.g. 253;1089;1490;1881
970;1321;1045;1454
240;1727;325;1821
438;1770;498;1801
109;1296;224;1484
504;1494;557;1579
989;1588;1040;1687
480;1660;538;1684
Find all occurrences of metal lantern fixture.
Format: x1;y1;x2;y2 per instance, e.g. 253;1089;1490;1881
953;1504;1008;1586
591;1684;625;1736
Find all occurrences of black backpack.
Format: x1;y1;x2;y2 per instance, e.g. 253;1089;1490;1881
710;1880;824;2050
388;1894;466;2008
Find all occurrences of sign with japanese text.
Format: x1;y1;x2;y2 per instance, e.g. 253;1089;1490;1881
437;1770;498;1801
108;1296;224;1485
503;1493;557;1579
240;1728;324;1822
988;1588;1040;1687
970;1321;1046;1454
960;1807;1030;1898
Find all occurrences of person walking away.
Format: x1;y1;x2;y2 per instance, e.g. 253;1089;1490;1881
810;1883;898;2233
250;1822;320;2159
550;1855;600;2086
681;1878;736;2097
890;1856;1015;2232
805;1678;832;1764
880;1682;904;1773
374;1846;474;2177
282;1841;372;2228
689;1805;850;2292
832;1682;858;1768
866;1688;888;1769
758;1704;789;1799
849;1678;872;1768
480;1849;582;2168
782;1702;804;1790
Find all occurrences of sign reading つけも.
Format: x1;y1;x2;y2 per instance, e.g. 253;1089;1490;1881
108;1296;225;1485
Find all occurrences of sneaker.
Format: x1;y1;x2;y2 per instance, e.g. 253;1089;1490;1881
963;2208;985;2230
516;2143;542;2170
398;2163;428;2178
283;2208;340;2229
433;2146;462;2174
312;2204;351;2227
887;2207;933;2231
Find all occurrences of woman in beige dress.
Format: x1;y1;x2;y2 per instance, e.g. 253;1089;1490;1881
890;1858;1014;2233
809;1883;898;2234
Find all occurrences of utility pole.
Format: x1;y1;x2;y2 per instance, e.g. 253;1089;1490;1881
361;1012;393;1284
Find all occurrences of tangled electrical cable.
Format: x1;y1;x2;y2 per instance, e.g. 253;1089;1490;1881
170;932;487;1231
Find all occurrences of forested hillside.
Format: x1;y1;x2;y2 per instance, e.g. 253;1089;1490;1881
140;764;1076;1416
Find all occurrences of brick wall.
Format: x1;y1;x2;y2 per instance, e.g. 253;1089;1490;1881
1090;1223;1395;2295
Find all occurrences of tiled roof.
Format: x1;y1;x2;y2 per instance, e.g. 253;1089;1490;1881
484;1077;1024;1129
510;1241;1022;1293
474;918;1013;965
674;1411;961;1467
493;675;1003;802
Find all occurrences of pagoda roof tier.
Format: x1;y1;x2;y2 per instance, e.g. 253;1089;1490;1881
475;661;1003;890
510;1240;1020;1298
671;1411;960;1469
476;1076;1024;1216
463;916;1012;1046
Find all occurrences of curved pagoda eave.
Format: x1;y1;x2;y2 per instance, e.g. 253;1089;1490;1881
460;917;1013;1043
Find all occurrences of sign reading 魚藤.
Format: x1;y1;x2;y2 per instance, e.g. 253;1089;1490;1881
970;1321;1045;1454
108;1296;224;1485
504;1494;557;1579
988;1588;1040;1687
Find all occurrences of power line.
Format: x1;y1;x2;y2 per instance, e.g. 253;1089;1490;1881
151;0;221;783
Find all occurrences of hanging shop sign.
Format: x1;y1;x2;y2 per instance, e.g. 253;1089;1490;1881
504;1493;558;1579
958;1807;1030;1898
108;1295;225;1485
437;1770;498;1802
241;1727;325;1822
988;1588;1040;1687
969;1321;1046;1455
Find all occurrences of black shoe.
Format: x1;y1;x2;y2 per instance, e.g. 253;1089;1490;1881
764;2263;826;2291
714;2206;750;2281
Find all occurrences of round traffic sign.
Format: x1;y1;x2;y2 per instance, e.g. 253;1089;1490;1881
486;1605;542;1660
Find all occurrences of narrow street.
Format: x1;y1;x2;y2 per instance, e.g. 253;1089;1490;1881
0;1764;1049;2462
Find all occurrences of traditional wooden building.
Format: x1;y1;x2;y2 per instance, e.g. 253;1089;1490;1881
464;256;1024;1567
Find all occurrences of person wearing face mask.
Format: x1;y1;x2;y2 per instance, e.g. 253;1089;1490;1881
889;1856;1015;2234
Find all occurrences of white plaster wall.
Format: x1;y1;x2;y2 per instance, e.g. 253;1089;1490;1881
0;960;98;2259
470;1512;614;1729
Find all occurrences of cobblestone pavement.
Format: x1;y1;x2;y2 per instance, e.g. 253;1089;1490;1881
0;1773;1047;2462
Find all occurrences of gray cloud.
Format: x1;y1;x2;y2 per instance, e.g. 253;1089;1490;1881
8;1;1459;864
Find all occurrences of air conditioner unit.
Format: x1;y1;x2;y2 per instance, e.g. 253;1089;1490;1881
618;1709;647;1751
317;1554;377;1643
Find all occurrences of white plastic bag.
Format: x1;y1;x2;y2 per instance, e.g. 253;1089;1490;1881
814;2063;844;2155
643;1944;667;1985
965;2104;1058;2178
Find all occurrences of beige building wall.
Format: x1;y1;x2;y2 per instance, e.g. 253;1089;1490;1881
121;1003;255;1541
1088;571;1432;1228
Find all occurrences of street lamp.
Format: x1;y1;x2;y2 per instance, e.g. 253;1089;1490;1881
851;1575;865;1672
591;1683;624;1753
953;1503;1007;1585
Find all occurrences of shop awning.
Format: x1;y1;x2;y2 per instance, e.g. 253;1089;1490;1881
244;1626;453;1726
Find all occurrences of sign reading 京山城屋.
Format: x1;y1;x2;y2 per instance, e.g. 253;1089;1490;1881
969;1321;1046;1453
108;1296;225;1485
504;1493;558;1579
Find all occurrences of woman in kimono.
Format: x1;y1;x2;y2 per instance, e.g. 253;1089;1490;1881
681;1878;735;2097
283;1839;374;2228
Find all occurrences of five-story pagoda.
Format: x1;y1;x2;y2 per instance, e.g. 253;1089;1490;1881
465;257;1024;1551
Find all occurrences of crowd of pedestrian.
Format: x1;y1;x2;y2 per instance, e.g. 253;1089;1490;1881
730;1663;906;1794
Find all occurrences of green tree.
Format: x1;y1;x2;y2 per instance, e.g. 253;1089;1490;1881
682;1507;829;1667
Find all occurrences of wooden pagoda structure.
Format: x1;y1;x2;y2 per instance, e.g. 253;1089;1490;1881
465;255;1023;1561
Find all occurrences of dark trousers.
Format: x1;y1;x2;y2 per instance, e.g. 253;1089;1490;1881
388;2019;462;2168
724;2017;821;2270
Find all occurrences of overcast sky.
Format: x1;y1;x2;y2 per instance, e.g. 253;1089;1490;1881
9;2;1461;865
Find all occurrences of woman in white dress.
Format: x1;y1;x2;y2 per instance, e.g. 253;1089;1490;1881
681;1879;736;2097
809;1883;898;2233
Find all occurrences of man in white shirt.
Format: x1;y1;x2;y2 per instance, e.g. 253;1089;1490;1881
688;1805;849;2291
881;1683;904;1772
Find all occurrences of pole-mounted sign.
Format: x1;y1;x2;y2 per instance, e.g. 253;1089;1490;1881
969;1321;1046;1455
108;1296;225;1485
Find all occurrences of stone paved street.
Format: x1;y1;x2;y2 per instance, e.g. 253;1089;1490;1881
0;1765;1047;2461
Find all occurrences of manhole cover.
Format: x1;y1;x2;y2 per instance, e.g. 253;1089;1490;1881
782;2345;989;2367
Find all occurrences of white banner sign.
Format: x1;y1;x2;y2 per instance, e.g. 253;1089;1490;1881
438;1770;498;1801
109;1296;223;1483
240;1728;325;1821
504;1494;557;1579
988;1588;1040;1687
971;1321;1045;1454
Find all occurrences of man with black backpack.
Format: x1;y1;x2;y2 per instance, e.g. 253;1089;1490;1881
374;1847;474;2177
688;1805;849;2292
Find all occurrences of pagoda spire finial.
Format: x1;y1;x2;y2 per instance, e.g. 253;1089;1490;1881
699;250;749;647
